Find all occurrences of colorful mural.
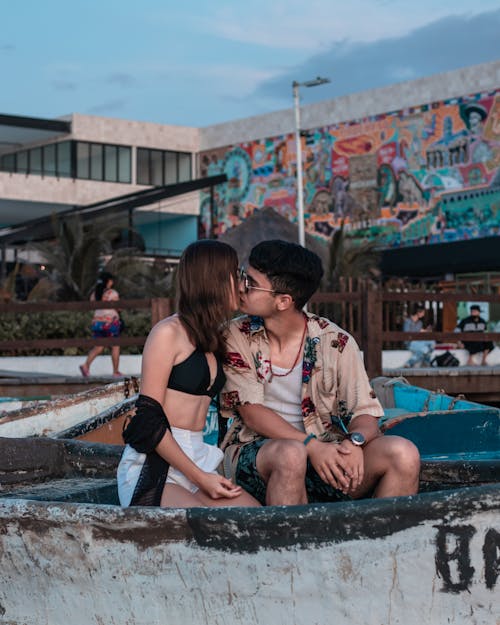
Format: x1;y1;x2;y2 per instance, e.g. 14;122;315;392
199;89;500;248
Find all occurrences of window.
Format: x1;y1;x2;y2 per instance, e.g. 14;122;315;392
77;142;90;179
151;150;163;186
30;148;42;174
118;146;131;183
164;151;177;185
178;153;191;182
44;144;57;176
58;141;72;178
90;143;104;180
1;154;15;172
136;147;192;186
104;145;118;182
137;148;150;185
17;151;29;174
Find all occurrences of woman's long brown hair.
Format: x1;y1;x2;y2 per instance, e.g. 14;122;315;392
177;240;238;357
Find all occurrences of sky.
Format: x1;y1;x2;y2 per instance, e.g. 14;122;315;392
1;0;500;128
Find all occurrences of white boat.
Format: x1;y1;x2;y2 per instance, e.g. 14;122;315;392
0;437;498;625
0;378;139;439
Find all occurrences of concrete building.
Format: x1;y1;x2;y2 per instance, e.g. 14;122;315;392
1;60;500;280
0;113;201;264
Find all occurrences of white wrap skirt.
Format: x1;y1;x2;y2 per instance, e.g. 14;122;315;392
117;426;223;506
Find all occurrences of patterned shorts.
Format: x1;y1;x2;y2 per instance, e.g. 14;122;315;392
235;438;352;505
91;318;121;338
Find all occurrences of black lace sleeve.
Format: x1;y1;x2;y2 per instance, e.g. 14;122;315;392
123;394;170;453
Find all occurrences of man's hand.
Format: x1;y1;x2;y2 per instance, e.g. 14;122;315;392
337;439;364;492
306;439;355;493
197;473;243;499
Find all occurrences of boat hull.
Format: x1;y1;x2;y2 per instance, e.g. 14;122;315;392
0;484;498;625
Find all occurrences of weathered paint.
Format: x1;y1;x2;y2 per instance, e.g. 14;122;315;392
0;486;498;625
0;380;135;438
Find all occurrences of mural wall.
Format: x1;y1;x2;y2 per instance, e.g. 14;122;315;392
199;89;500;249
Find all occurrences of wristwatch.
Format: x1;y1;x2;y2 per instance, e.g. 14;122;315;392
347;431;366;447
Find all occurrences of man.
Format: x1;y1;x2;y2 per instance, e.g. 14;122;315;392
220;240;420;506
457;305;494;366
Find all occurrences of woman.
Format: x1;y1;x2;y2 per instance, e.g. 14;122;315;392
79;271;123;378
117;240;259;508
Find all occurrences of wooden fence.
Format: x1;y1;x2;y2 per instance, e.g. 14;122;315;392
1;291;500;379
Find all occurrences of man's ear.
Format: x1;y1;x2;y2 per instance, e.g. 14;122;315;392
276;294;294;311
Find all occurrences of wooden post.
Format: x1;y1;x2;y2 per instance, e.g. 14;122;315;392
362;288;382;379
442;300;457;332
151;298;172;327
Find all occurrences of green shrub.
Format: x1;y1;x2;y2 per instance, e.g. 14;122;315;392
0;310;151;356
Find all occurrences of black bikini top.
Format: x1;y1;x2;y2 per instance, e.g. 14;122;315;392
167;350;226;398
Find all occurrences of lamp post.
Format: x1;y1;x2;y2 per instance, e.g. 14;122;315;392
293;76;330;248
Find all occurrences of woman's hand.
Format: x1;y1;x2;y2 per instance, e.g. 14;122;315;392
197;472;243;499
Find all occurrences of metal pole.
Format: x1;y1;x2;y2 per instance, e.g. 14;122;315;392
293;81;306;249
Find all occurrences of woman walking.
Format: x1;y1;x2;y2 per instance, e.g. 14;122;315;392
79;271;123;378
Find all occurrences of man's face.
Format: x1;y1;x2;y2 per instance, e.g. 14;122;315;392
471;308;480;318
238;266;278;316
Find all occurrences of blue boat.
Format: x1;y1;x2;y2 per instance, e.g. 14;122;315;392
372;376;500;465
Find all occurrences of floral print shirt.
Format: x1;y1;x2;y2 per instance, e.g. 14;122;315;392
220;313;383;449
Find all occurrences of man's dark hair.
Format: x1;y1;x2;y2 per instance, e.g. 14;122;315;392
411;303;425;315
470;304;481;312
249;240;324;309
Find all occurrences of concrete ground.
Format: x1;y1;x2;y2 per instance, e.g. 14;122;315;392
0;346;499;380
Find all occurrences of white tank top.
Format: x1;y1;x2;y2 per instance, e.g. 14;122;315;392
263;362;305;432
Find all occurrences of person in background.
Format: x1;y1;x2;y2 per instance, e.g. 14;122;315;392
79;271;123;378
117;240;260;508
220;240;420;506
403;305;434;368
457;304;494;366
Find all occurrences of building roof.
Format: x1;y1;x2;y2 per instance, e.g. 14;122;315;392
218;206;329;267
0;114;71;155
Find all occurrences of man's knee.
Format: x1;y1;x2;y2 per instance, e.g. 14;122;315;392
258;439;308;478
384;436;421;475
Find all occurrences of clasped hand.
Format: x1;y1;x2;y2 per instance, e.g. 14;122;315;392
198;472;243;499
308;439;364;494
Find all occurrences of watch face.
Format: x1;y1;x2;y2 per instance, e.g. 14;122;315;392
350;432;365;446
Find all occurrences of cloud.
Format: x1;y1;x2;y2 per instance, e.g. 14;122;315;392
0;44;15;52
195;0;500;51
106;72;137;88
52;80;78;92
86;99;127;114
253;9;500;105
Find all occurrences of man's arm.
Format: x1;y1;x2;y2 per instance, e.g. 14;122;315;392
239;403;310;442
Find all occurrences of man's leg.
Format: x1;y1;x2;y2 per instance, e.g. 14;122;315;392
256;440;309;505
235;439;309;506
350;435;420;499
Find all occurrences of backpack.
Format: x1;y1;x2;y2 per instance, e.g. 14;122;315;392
431;351;460;367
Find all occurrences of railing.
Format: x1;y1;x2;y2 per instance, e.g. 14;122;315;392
0;298;172;352
1;291;500;379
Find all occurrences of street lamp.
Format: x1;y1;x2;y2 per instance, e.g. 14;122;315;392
293;76;330;248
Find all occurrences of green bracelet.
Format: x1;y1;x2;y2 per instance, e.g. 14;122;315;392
303;433;317;446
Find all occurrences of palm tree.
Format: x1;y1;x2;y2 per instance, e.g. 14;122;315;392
106;250;176;299
30;213;126;300
327;221;381;290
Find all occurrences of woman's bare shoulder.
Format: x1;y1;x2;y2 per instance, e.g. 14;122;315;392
147;315;189;347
